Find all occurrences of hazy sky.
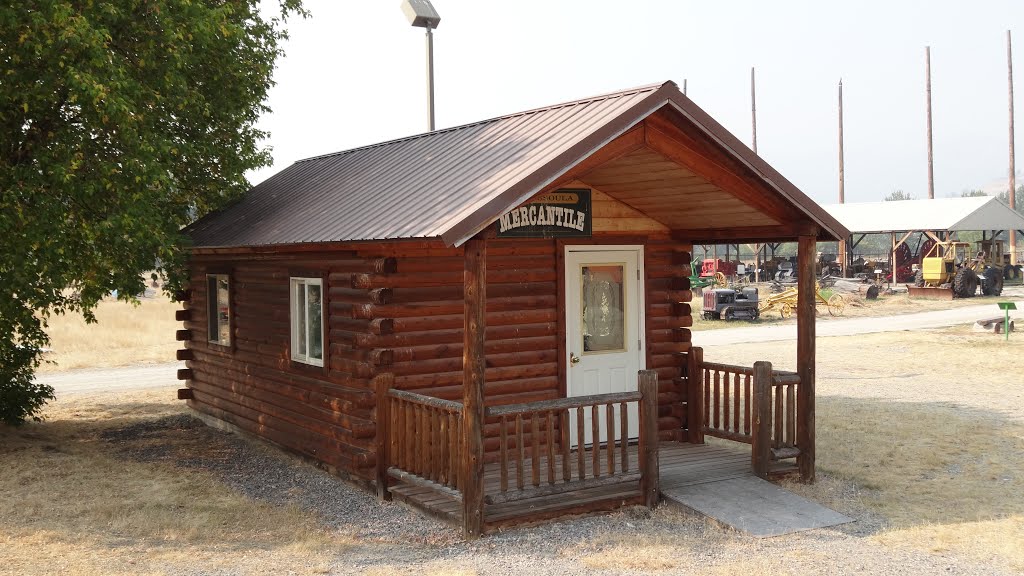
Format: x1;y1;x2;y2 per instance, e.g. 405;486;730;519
251;0;1022;206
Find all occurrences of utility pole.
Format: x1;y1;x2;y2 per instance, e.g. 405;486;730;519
751;67;758;154
838;79;847;277
926;46;935;199
1009;30;1017;263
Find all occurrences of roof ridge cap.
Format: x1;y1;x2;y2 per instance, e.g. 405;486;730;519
297;81;673;164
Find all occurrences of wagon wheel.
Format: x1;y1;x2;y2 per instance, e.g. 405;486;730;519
827;294;846;316
714;271;727;287
780;303;794;319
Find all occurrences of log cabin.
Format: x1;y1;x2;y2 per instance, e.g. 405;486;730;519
178;80;850;537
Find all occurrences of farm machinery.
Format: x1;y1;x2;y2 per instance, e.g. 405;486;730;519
907;239;1005;299
702;287;760;321
758;283;846;318
689;259;729;292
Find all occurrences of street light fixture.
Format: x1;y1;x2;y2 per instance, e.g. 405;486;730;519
400;0;441;132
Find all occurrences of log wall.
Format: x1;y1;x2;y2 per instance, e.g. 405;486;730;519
181;233;693;484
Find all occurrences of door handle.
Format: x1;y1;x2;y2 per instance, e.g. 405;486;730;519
570;352;581;366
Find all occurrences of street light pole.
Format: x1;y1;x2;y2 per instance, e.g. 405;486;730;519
426;23;435;131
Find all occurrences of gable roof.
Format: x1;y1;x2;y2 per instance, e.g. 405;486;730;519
187;81;848;248
823;196;1024;234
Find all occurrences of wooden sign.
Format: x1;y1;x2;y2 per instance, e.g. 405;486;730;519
496;189;592;238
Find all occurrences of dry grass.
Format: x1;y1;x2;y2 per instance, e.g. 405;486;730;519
0;388;351;576
706;327;1024;570
40;295;181;372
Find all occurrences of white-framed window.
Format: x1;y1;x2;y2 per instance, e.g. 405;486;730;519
206;274;231;346
290;277;324;366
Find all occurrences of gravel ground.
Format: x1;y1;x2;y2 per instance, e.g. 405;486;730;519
100;415;1018;576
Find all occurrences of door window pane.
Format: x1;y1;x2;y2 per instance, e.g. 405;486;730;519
582;265;625;352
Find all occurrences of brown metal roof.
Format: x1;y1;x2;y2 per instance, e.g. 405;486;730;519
187;81;849;248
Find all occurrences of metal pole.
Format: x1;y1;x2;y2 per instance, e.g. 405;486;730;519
838;79;847;277
926;46;935;200
751;67;758;154
426;24;435;132
1009;30;1017;264
683;78;687;96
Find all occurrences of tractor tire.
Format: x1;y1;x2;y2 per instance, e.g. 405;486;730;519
913;269;924;287
865;285;880;300
721;306;733;321
982;268;1003;297
953;268;978;298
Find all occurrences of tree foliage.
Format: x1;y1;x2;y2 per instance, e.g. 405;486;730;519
0;0;305;425
884;190;916;201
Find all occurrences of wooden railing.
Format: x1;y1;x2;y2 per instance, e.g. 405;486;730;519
484;371;660;507
377;371;661;528
686;347;802;479
380;388;463;499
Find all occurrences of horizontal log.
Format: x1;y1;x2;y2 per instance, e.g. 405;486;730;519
357;324;555;350
701;362;755;376
394;253;555;273
394;362;557;390
175;309;191;322
175;330;192;341
176;349;194;361
387;389;463;412
772;372;801;386
351;295;556;319
703;427;753;444
389;335;557;362
486;391;641;417
177;388;194;400
389;349;557;377
386;281;556;304
328;287;392;305
352;268;555;290
177;368;193;380
391;309;557;332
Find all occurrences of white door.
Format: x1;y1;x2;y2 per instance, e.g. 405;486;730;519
565;246;645;446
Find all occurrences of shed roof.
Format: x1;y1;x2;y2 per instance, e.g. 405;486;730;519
187;81;848;248
822;196;1024;234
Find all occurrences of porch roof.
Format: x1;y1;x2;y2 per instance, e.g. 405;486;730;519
187;81;849;249
823;196;1024;235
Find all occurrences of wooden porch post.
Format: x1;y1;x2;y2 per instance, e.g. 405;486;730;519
750;361;773;479
796;234;817;482
638;370;660;508
462;237;486;537
375;373;393;501
685;346;705;444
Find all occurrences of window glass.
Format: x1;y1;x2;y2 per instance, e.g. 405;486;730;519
290;277;323;366
206;274;230;346
581;265;625;353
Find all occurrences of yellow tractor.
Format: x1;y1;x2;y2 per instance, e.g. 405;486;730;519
909;239;1005;299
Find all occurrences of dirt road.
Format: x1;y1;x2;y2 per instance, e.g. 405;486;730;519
37;362;178;396
694;297;1024;347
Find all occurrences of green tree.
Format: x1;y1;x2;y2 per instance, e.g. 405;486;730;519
996;185;1024;214
0;1;305;425
961;189;989;198
884;190;917;201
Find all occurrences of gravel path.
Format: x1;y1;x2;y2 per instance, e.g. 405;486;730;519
100;414;1019;576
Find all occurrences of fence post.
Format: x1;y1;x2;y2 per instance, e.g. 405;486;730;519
751;361;773;479
638;370;661;508
375;373;393;501
686;346;705;444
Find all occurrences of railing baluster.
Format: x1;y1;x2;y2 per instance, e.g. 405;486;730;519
432;406;440;482
499;415;508;493
452;413;461;490
733;373;741;434
439;407;449;486
577;406;585;480
619;402;628;473
606;403;616;475
744;374;752;435
561;410;571;482
703;368;711;429
592;405;600;478
531;412;541;487
786;383;796;446
546;411;555;485
515;414;525;490
405;400;415;474
773;384;783;449
713;370;721;431
391;398;401;471
722;370;731;432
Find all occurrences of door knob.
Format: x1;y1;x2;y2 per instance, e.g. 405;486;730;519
570;352;581;366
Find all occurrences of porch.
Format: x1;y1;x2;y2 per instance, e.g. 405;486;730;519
376;352;810;535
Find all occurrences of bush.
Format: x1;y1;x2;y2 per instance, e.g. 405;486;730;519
0;342;54;426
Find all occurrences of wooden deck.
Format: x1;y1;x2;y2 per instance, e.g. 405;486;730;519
389;441;783;530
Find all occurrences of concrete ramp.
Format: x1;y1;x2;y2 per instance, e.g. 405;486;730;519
662;475;853;537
